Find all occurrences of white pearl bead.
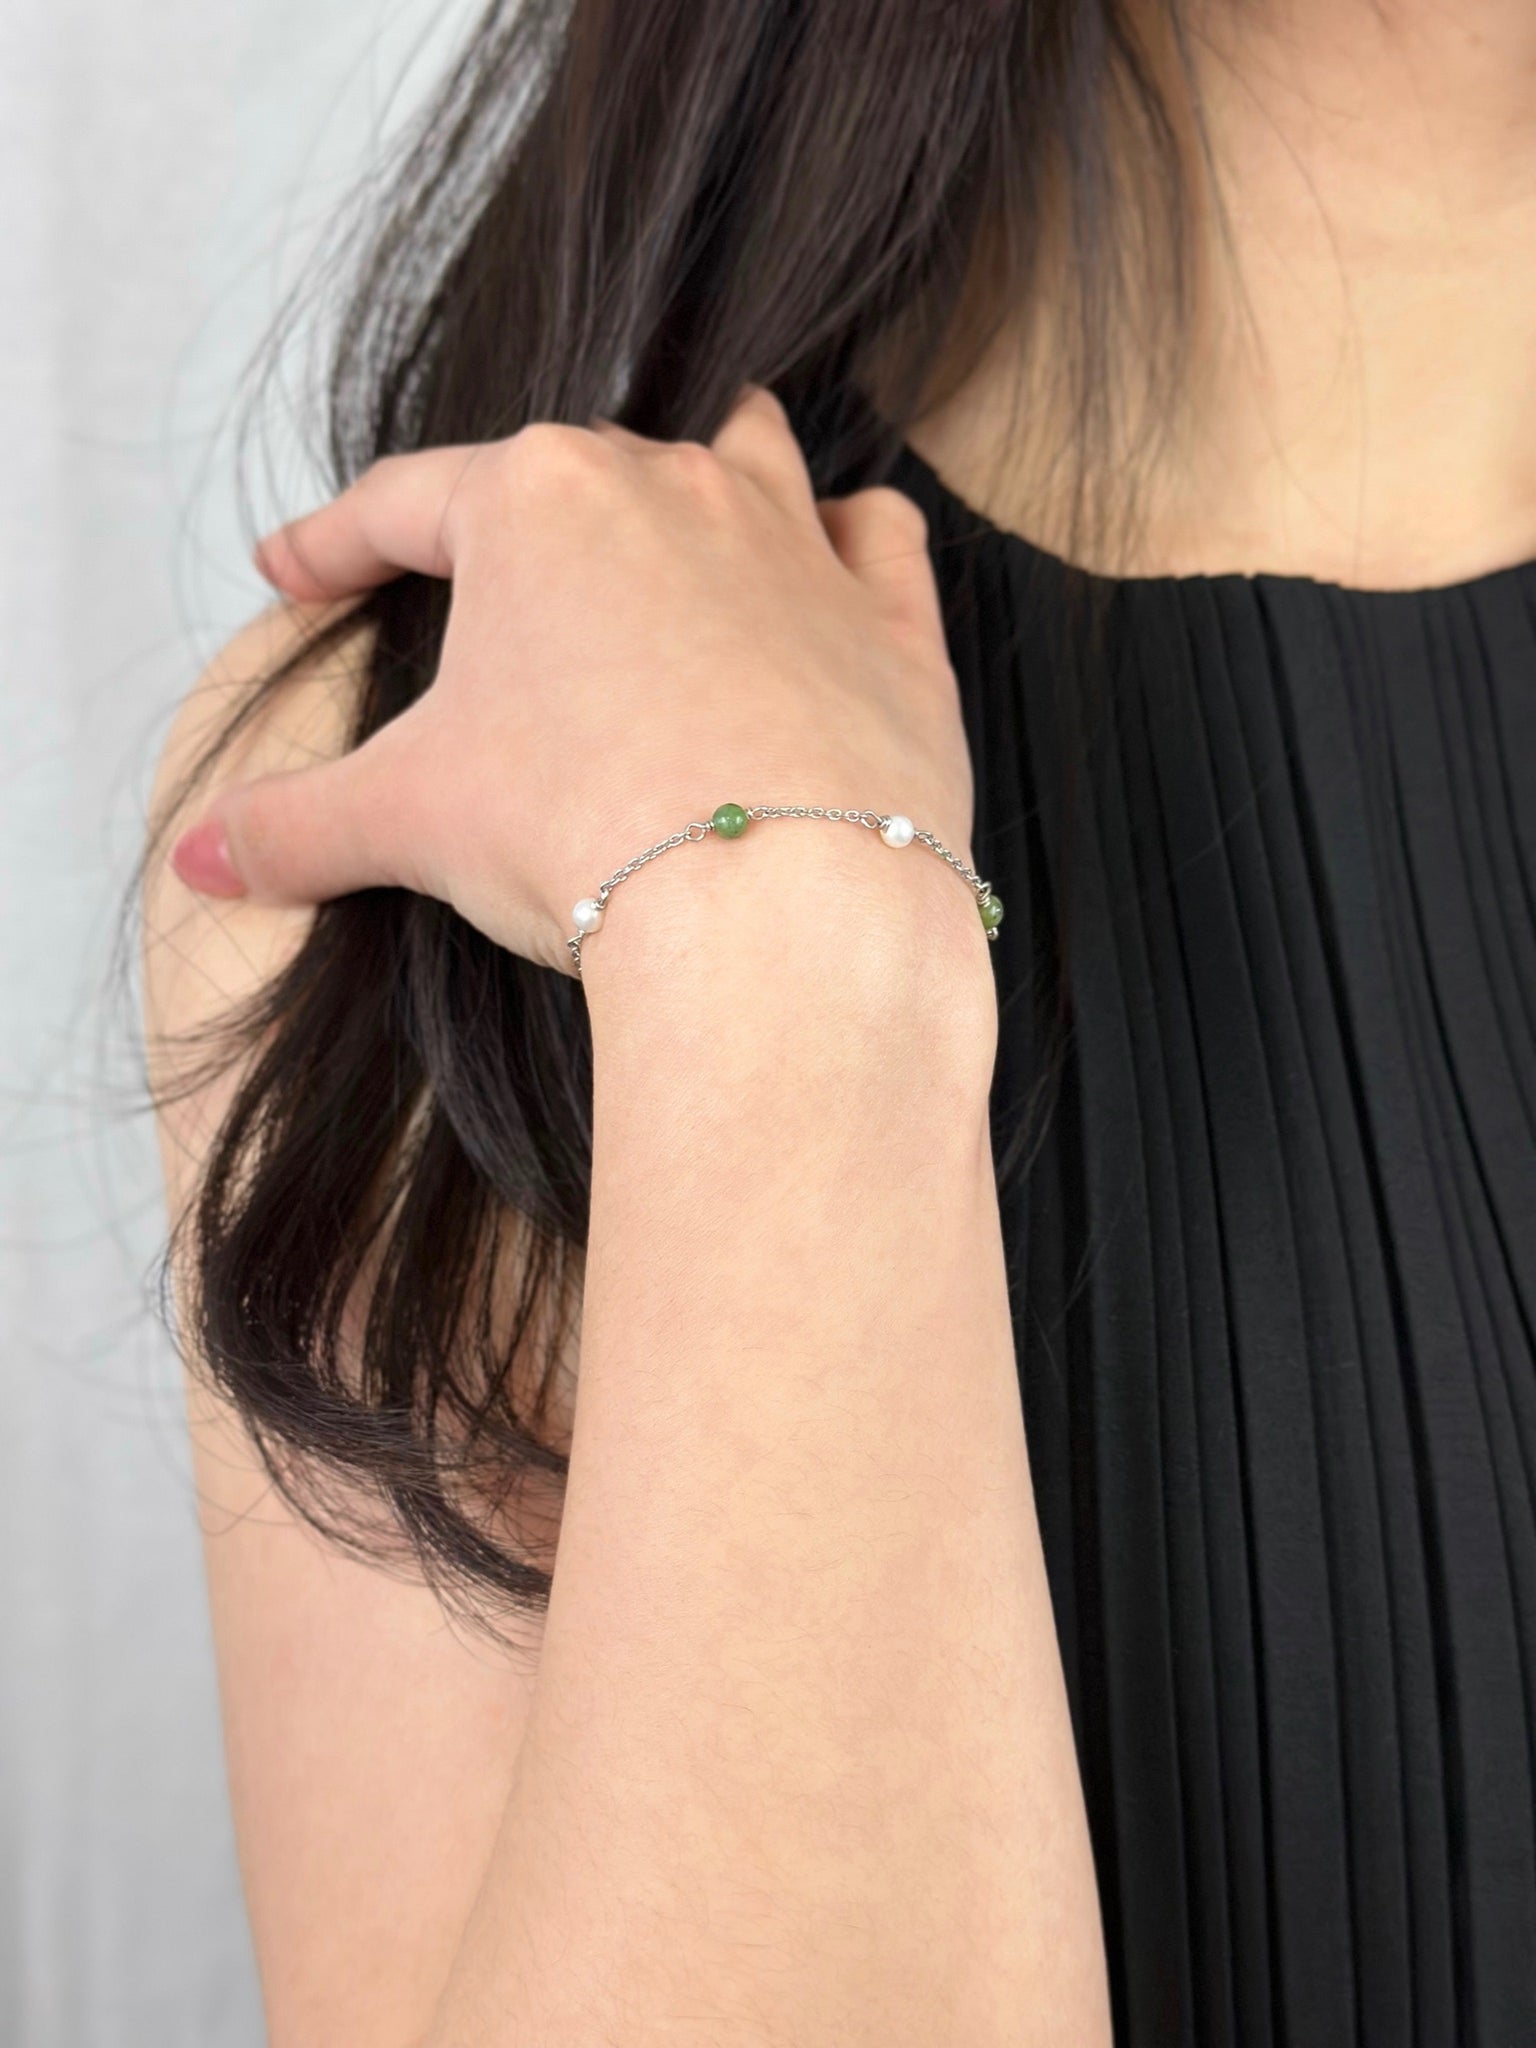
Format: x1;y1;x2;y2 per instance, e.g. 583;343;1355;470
880;813;915;848
572;897;604;934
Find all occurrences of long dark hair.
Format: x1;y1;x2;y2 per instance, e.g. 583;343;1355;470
154;0;1193;1630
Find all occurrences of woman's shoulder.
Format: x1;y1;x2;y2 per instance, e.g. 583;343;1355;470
142;596;374;1206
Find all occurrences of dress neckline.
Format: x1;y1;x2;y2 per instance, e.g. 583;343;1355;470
888;431;1536;605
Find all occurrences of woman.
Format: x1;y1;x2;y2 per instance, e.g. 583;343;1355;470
142;0;1536;2041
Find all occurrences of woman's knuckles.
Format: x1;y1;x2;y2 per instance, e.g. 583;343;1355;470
505;421;619;495
854;485;930;548
722;383;795;438
662;437;735;503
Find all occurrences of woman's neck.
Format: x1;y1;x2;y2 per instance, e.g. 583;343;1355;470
910;0;1536;587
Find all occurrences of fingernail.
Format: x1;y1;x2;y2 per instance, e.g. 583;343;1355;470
170;819;246;898
252;532;281;584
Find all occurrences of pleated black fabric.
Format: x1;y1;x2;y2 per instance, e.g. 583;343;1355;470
890;437;1536;2047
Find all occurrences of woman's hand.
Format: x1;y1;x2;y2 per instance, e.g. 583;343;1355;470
171;387;974;975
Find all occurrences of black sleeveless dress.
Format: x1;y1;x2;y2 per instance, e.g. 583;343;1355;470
888;436;1536;2046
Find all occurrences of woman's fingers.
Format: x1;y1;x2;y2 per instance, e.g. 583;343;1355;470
254;444;494;600
171;730;418;907
820;489;945;649
257;395;817;605
710;386;820;521
591;390;821;525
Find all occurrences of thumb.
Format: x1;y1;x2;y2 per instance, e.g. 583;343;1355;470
169;738;412;907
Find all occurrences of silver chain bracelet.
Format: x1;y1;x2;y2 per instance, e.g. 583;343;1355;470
566;801;1004;975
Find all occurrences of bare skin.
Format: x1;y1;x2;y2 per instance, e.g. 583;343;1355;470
914;0;1536;588
143;4;1536;2042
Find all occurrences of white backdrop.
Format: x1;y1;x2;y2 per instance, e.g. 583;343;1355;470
0;3;475;2040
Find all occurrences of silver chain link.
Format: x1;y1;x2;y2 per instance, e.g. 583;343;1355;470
745;806;991;895
912;829;989;898
595;824;707;902
567;806;994;974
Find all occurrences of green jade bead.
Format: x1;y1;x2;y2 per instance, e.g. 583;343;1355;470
978;892;1005;935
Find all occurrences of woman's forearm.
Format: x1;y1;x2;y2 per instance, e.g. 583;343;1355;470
173;399;1112;2043
425;833;1110;2047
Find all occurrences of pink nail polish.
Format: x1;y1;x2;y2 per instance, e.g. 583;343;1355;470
170;819;246;898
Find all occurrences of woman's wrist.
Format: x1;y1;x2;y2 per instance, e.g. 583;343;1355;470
563;799;1003;975
578;819;1000;1092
